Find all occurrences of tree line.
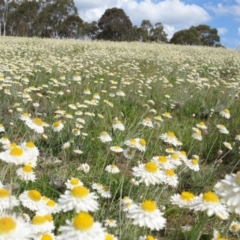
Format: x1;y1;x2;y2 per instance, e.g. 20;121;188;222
0;0;222;46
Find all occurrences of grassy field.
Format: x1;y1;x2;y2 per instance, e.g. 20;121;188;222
0;37;240;240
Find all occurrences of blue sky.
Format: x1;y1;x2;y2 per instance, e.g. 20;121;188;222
76;0;240;48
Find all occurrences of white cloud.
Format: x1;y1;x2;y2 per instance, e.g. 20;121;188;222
207;2;240;16
217;27;228;35
77;0;211;37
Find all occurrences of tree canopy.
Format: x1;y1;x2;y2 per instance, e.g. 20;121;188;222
0;2;223;47
170;25;221;47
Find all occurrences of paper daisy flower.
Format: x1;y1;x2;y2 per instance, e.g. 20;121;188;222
196;121;207;130
0;124;5;132
190;191;229;219
167;153;182;167
57;186;99;212
72;128;81;136
99;132;112;143
72;74;81;81
99;186;112;198
105;164;120;174
112;119;125;131
31;215;55;234
0;137;10;146
185;158;200;171
16;165;36;182
136;138;147;152
151;155;174;169
170;191;196;208
25;118;46;134
104;219;117;227
139;236;157;240
214;171;240;214
154;115;164;122
192;128;202;141
105;233;118;240
230;221;240;233
0;188;19;210
65;178;83;189
120;196;137;212
62;141;71;149
124;139;138;148
39;197;59;215
127;200;166;230
78;163;90;173
110;146;124;153
123;148;136;160
235;134;240;141
20;112;31;122
217;124;229;134
34;232;56;240
19;189;45;212
52;121;64;132
132;162;162;186
21;141;39;158
141;117;153;128
160;169;179;187
220;109;230;119
0;212;33;239
162;112;172;118
0;146;32;165
57;212;106;240
223;141;232;150
116;90;126;97
160;131;179;146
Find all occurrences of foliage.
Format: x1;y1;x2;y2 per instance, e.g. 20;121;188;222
170;25;221;46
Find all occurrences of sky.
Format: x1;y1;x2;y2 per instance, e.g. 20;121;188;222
75;0;240;49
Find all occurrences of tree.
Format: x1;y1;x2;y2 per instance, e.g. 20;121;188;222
150;22;168;42
194;24;220;46
140;19;152;41
97;7;133;41
170;25;221;46
80;21;98;40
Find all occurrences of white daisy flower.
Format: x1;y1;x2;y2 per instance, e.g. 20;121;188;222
16;165;36;182
190;191;229;220
196;121;207;130
151;155;174;169
34;232;56;240
57;212;106;240
214;171;240;214
104;219;117;227
120;196;137;212
105;164;120;174
25;118;46;134
65;178;84;189
140;117;153;128
217;124;229;134
39;197;59;215
112;119;125;131
170;191;196;208
21;141;39;159
160;131;179;146
52;121;64;132
220;109;230;119
31;215;55;234
57;186;99;212
192;128;202;141
78;163;90;173
185;158;200;171
139;235;157;240
127;200;166;230
0;212;34;239
19;190;45;212
0;124;5;132
0;188;19;211
223;141;232;150
99;186;112;198
124;139;138;148
132;162;162;186
160;169;179;187
123;148;136;160
110;146;124;153
135;138;147;152
162;112;172;118
99;132;112;143
235;134;240;141
230;221;240;233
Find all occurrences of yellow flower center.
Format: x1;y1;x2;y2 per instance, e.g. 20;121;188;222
105;234;114;240
74;212;94;231
145;117;151;122
28;190;42;201
232;224;239;230
141;200;157;212
46;199;56;207
26;141;35;148
158;156;167;163
101;131;108;136
0;217;17;233
146;236;156;240
144;162;158;173
199;122;205;126
53;122;61;128
130;139;137;144
22;165;33;173
70;178;80;185
224;109;230;114
0;188;10;198
202;191;219;203
139;139;146;146
10;147;23;157
171;153;179;160
32;216;47;225
180;151;186;156
191;159;198;165
181;191;195;201
167;131;175;137
111;164;117;168
71;186;89;198
33;118;43;126
166;169;175;176
44;215;52;222
41;233;53;240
